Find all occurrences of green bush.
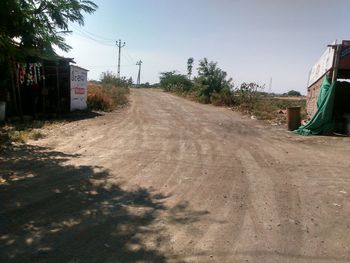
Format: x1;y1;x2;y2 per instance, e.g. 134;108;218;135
210;87;234;106
194;58;233;103
160;71;193;93
235;82;263;107
285;90;302;96
100;71;132;88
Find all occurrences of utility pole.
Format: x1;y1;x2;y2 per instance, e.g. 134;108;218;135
268;77;272;94
136;60;143;87
116;39;126;78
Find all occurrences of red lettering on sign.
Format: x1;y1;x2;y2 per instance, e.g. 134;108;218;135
74;87;85;95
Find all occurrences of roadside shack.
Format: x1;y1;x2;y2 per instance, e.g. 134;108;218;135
303;40;350;135
0;53;88;119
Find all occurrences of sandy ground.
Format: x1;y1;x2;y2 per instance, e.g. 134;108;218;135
1;89;350;263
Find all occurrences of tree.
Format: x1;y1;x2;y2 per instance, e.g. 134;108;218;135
194;58;233;103
159;71;193;92
0;0;97;54
0;1;97;115
286;90;302;96
187;57;194;80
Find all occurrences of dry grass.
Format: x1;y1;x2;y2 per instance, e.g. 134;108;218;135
103;83;129;106
171;88;307;125
87;83;129;112
251;97;307;123
87;84;114;111
6;129;44;143
273;96;306;101
0;120;64;146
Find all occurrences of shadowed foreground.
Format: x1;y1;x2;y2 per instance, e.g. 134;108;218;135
0;144;207;262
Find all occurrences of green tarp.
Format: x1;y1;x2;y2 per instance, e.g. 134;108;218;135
295;77;335;135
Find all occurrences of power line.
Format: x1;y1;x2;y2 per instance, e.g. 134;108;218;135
82;64;136;69
71;30;115;46
122;52;134;65
76;27;115;42
66;24;140;79
68;23;115;44
67;25;118;48
124;47;136;64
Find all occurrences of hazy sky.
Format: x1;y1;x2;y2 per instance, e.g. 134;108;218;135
57;0;350;94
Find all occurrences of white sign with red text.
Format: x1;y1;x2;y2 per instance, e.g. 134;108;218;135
70;65;88;111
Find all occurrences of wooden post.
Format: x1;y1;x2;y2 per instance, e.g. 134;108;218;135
42;61;46;113
332;44;342;83
9;56;18;115
11;58;22;117
56;61;60;113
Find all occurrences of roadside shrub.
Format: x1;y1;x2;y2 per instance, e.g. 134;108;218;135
284;90;302;96
210;87;234;106
160;71;193;93
87;84;114;111
103;83;129;106
100;71;131;88
251;98;276;120
29;130;45;140
3;126;46;144
89;71;131;112
196;95;210;104
235;82;263;107
87;83;129;111
251;97;307;122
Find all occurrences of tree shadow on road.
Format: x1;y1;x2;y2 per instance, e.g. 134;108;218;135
0;144;207;262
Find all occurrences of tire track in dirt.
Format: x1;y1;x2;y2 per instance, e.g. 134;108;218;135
241;140;303;262
27;88;350;262
147;94;251;260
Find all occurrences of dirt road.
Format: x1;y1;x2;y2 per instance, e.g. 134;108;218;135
1;89;350;263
